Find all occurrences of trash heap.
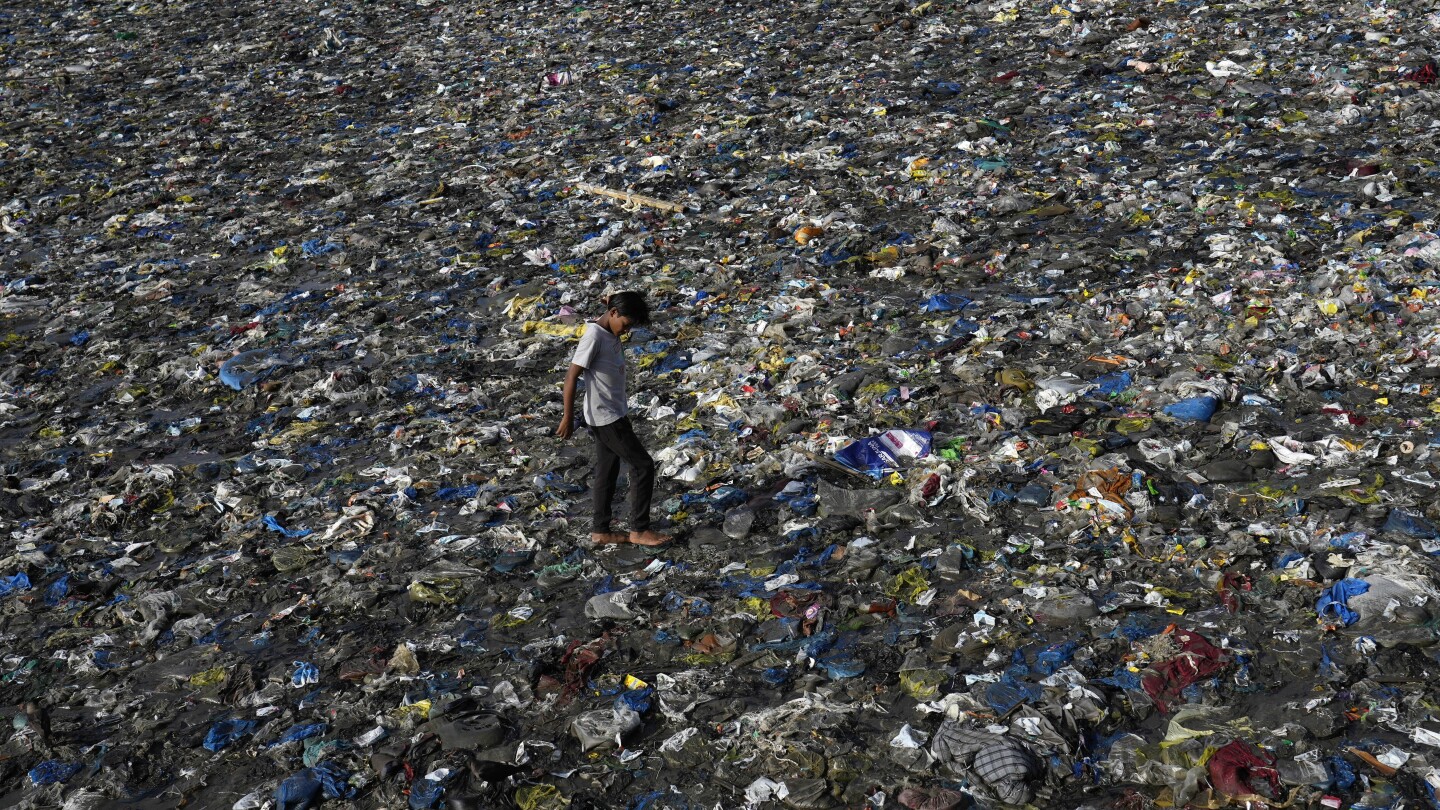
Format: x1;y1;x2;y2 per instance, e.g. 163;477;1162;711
6;0;1440;807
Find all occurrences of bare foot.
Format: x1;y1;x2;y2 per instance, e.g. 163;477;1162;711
628;530;673;547
590;531;629;545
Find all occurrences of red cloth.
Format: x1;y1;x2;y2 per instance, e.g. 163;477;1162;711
559;635;607;700
1208;740;1281;798
1140;629;1229;712
1405;60;1437;84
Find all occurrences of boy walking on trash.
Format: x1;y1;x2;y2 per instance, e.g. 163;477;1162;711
556;291;672;547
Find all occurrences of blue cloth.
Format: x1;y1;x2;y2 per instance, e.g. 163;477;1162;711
1099;666;1143;691
312;761;356;800
1316;578;1370;626
276;771;322;810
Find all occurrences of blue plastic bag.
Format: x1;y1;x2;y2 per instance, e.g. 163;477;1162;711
409;777;445;809
834;429;932;477
43;574;69;606
1316;578;1370;626
1162;395;1219;422
0;571;32;597
1093;371;1132;396
1383;508;1438;539
219;348;300;391
291;661;320;687
264;514;313;538
1035;640;1081;675
276;762;355;810
919;293;973;313
269;722;328;748
28;760;82;786
816;655;866;679
203;718;257;752
616;686;654;713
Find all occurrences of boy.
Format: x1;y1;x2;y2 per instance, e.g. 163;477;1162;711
556;291;671;547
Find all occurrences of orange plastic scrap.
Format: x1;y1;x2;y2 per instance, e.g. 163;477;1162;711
1069;468;1135;520
1086;354;1137;366
1346;747;1398;777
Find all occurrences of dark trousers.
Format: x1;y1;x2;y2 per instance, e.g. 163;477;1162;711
591;417;655;533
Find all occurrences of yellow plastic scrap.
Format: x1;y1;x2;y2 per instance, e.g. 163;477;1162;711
1113;417;1152;435
515;784;569;810
899;669;947;700
151;490;176;512
190;666;229;688
701;393;742;413
273;421;325;444
1151;586;1193;600
740;597;772;620
756;350;789;373
505;294;544;320
1253;485;1293;501
865;245;902;265
522;321;586;339
1334;473;1385;505
392;700;432;721
997;368;1035;392
858;382;895;400
885;567;931;605
492;606;533;629
679;650;732;666
408;579;461;605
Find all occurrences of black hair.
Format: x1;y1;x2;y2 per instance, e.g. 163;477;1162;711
608;290;650;325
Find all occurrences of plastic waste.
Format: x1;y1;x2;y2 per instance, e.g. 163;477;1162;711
5;0;1440;807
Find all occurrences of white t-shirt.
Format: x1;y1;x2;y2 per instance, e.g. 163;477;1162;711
571;320;627;427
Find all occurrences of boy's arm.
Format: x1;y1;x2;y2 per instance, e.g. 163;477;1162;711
556;363;585;439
